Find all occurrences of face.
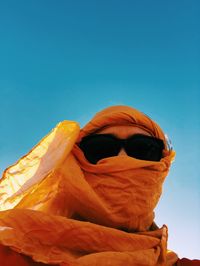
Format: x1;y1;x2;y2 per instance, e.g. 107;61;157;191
97;125;151;156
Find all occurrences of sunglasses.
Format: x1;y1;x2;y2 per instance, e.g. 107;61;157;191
79;134;165;164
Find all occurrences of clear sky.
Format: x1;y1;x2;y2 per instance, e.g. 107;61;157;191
0;0;199;259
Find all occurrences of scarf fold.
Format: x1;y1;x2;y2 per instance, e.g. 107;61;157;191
0;106;178;265
0;209;176;266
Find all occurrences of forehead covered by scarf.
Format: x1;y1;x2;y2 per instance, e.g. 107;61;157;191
78;105;168;151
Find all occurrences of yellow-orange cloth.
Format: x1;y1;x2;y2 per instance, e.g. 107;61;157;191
0;106;178;265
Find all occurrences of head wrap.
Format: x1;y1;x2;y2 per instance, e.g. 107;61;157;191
0;105;178;266
79;105;166;142
71;105;174;232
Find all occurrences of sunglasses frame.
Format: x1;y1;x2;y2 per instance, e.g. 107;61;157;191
79;133;165;164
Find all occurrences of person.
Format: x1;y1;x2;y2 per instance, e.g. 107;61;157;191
0;105;199;266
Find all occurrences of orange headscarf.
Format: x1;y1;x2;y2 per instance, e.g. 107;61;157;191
0;105;178;266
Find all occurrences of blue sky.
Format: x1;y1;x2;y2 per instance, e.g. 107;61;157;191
0;0;199;259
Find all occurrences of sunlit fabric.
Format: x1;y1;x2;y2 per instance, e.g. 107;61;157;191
0;105;187;265
0;121;79;212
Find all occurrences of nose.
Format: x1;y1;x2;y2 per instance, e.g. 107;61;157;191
118;148;127;155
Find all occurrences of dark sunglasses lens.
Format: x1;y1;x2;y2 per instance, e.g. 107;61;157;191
79;135;120;164
125;136;164;161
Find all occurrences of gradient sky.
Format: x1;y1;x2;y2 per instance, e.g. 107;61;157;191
0;0;199;259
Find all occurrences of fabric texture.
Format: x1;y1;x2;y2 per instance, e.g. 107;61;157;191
176;259;200;266
0;106;179;265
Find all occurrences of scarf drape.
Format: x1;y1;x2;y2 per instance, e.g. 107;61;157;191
0;106;178;265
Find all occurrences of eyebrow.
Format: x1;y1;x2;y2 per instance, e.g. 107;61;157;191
91;133;152;140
